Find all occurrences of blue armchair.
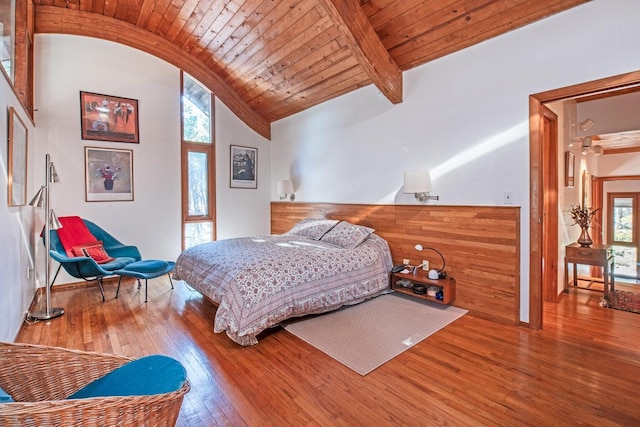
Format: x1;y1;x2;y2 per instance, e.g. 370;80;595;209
48;219;141;301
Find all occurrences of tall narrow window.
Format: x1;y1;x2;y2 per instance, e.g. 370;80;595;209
608;193;638;279
181;73;215;249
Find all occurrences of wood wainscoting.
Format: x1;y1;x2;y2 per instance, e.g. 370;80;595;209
271;202;521;325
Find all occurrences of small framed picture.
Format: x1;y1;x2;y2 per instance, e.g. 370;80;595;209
230;145;257;189
80;91;139;143
565;151;575;187
7;107;28;206
85;146;134;202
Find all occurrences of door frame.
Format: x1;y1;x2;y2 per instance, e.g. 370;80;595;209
529;70;640;330
541;106;559;303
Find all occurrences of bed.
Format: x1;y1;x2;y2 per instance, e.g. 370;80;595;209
173;219;393;345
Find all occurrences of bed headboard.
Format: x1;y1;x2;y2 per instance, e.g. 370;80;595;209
271;202;521;326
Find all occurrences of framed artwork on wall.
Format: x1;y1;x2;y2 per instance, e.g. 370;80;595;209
7;106;28;206
230;145;257;189
565;151;575;187
80;91;139;143
85;146;134;202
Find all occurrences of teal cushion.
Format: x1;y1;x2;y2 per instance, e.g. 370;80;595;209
67;355;186;399
100;257;138;271
0;386;13;402
124;260;169;273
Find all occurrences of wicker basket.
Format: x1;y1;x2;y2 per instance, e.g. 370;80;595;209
0;342;190;427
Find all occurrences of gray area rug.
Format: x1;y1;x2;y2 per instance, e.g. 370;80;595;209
283;293;467;375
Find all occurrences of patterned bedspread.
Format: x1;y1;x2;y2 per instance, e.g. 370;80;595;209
174;233;392;345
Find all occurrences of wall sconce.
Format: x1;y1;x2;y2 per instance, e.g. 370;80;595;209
403;169;438;202
277;179;295;201
414;244;446;279
593;145;603;156
572;118;595;132
581;135;592;154
28;153;64;321
570;119;595;148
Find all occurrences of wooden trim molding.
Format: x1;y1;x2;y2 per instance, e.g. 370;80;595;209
271;202;521;326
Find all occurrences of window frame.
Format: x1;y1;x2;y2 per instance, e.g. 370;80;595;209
180;72;216;249
1;0;34;118
607;192;638;247
607;192;639;280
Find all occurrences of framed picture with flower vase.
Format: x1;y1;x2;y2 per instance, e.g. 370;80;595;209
84;146;134;202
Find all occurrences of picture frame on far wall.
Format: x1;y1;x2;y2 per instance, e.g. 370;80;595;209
565;151;575;187
85;146;134;202
80;91;139;143
230;145;257;189
7;107;28;206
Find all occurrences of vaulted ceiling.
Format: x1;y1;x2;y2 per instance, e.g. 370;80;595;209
34;0;588;139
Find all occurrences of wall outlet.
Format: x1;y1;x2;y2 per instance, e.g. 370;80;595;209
422;260;429;271
403;259;410;265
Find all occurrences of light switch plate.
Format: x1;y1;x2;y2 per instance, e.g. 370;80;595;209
504;191;514;204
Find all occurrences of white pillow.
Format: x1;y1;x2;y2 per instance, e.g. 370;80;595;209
284;218;339;240
320;221;375;249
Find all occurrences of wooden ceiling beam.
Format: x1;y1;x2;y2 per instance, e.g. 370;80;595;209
318;0;402;104
34;5;272;140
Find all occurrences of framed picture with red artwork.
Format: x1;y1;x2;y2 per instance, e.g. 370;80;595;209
80;91;139;143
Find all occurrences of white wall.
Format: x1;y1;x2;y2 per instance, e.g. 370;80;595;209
33;35;183;286
32;35;270;288
215;99;271;240
598;152;640;177
271;0;640;323
0;75;37;341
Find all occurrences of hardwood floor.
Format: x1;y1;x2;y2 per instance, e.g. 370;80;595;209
17;277;640;426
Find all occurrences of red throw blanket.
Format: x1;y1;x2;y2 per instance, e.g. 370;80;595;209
56;216;98;257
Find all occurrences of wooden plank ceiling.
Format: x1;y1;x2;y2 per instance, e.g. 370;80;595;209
34;0;588;139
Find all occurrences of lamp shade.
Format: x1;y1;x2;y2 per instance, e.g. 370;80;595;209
578;118;594;132
277;179;294;195
403;170;431;193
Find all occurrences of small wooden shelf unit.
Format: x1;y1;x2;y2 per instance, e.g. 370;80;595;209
390;271;456;305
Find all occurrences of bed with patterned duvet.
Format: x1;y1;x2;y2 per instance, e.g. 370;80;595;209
173;219;393;345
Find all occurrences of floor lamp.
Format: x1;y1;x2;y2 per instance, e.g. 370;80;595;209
28;153;64;320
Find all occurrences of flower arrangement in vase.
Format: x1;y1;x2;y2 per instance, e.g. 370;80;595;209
97;165;120;191
569;205;600;247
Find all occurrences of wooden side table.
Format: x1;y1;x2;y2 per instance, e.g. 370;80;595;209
564;243;615;297
390;270;456;305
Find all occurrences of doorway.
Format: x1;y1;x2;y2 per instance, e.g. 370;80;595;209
529;70;640;330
